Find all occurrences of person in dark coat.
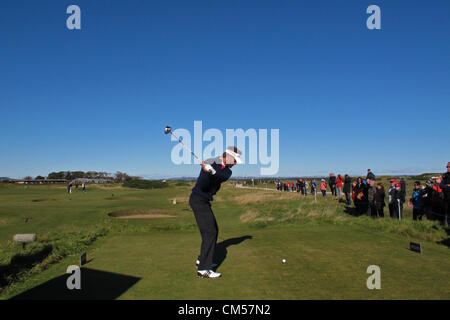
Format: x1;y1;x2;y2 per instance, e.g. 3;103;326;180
375;183;386;217
388;179;396;218
392;183;404;219
410;181;425;221
400;178;407;204
366;179;377;217
344;174;352;205
298;179;304;195
329;173;337;196
354;177;364;214
440;162;450;225
366;169;376;181
190;146;242;278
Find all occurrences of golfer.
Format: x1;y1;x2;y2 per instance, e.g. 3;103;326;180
189;146;242;278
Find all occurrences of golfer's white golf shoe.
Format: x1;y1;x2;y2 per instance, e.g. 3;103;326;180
197;270;221;279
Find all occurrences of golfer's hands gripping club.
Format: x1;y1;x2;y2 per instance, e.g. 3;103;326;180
201;162;216;175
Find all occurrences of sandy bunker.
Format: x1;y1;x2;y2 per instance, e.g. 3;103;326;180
108;209;176;219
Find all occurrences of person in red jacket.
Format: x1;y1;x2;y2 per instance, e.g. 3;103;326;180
336;174;343;197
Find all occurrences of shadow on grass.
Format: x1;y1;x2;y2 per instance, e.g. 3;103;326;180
0;245;53;287
437;228;450;249
213;235;253;271
343;206;362;217
10;268;141;300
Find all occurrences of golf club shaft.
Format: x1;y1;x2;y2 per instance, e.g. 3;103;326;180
169;131;201;162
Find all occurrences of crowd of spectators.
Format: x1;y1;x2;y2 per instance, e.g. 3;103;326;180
274;162;450;224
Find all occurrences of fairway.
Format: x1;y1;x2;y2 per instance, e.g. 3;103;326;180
1;182;449;299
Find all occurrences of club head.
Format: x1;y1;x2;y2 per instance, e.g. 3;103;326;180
164;126;172;135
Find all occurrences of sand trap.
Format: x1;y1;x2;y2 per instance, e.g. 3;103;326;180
0;220;5;225
108;209;176;219
115;214;176;219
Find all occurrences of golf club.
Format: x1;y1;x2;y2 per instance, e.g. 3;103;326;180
164;126;216;175
164;126;201;162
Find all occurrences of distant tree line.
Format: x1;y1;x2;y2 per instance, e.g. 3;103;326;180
22;171;142;182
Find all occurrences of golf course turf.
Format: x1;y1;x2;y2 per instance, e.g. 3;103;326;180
0;181;449;299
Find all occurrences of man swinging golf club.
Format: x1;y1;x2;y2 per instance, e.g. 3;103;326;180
190;146;243;278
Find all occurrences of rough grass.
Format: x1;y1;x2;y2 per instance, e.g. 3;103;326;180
235;189;448;243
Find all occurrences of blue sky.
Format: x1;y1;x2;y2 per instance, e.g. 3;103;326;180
1;0;449;178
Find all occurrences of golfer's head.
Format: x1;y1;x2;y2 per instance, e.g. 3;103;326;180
222;146;242;167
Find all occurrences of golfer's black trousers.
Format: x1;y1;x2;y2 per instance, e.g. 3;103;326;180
189;193;218;271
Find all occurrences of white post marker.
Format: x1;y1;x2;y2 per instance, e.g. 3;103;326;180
13;234;37;249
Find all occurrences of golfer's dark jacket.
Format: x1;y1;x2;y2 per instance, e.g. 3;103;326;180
192;157;232;201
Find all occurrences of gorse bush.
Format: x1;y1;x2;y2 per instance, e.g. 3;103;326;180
123;179;168;189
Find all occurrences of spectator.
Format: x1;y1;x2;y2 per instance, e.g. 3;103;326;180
421;178;434;217
400;178;407;204
432;177;444;215
311;180;317;194
366;169;376;181
360;178;369;215
351;181;357;204
440;162;450;225
388;179;397;218
336;174;343;197
320;179;327;197
304;180;309;196
329;173;337;196
354;177;364;214
367;179;377;217
298;179;304;195
375;183;385;218
344;174;352;205
410;181;424;221
392;183;404;219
